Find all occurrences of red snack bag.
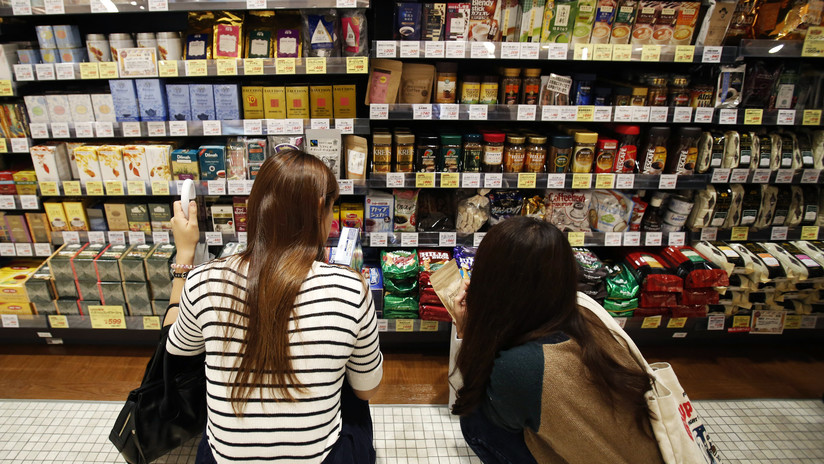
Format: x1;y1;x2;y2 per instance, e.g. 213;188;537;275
419;287;442;305
624;252;684;293
680;289;720;306
671;305;709;318
640;292;679;308
634;307;670;317
659;246;730;289
420;304;452;322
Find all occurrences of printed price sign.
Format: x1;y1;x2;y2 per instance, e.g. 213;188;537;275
542;105;561;121
719;109;737;125
546;43;569;60
217;59;238;76
401;232;419;247
86;181;104;196
612;44;632;61
122;122;141;137
202;120;221;136
207;180;226;195
775;169;794;183
631;106;650;122
730;168;750;183
148;0;167;10
752;168;771;183
143;316;161;330
74;121;94;138
645;232;663;246
673;107;692;123
517;105;537;121
547;174;566;189
205;231;223;246
567;232;586;247
744;109;763;125
484;173;502;188
649;107;668;123
169;120;188;136
128;231;146;245
784;315;802;330
36;64;55;81
126;180;146;196
711;168;731;183
243;58;264;75
88;305;127;329
98;62;119;79
151;181;170;196
573;43;592;60
386;173;405;188
62;231;80;245
377;320;389;332
593;44;613;61
420;320;440;332
335;118;355;134
185;60;207;77
800;315;817;329
446;41;466;58
370;233;387;247
0;243;16;256
158;60;179;77
10;138;28;153
667;317;687;329
438;232;456;248
775;109;796;126
34;243;52;256
375;41;397;58
439;104;459;120
0;195;14;209
700;227;718;241
440;173;460;188
56;63;75;80
305;57;326;75
520;42;540;60
801;26;824;57
594;106;613;122
425;41;446;58
399;41;421;58
468;105;488;120
63;181;81;196
44;0;64;13
462;173;481;188
1;315;19;328
801;226;820;240
39;182;59;196
395;320;414;332
20;195;37;210
730;226;749;241
413;104;432;120
470;42;495;59
658;174;677;189
370;104;389;120
577;106;594;122
801;169;821;184
415;172;435;188
500;42;520;59
802;109;822;126
87;231;106;245
668;232;686;246
105;180;124;196
14;65;34;82
147;121;166;137
275;58;295;75
694;107;714;123
244;119;263;135
108;231;126;245
49;315;69;329
641;45;660;62
604;232;622;247
11;0;32;16
346;57;368;74
571;174;592;189
641;315;662;329
770;226;789;241
227;180;246;195
707;314;725;331
702;46;722;63
337;179;354;195
473;233;486;247
613;106;632;122
560;106;579;121
517;173;537;189
674;45;694;62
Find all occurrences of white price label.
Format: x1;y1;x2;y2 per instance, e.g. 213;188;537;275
205;232;223;246
168;120;188;136
560;106;578;121
89;0;108;11
770;226;788;241
375;41;397;58
668;232;686;246
35;243;52;257
541;105;561;121
10;138;28;153
546;43;568;60
500;42;520;59
751;168;771;183
75;122;94;138
604;232;623;246
413;104;432;120
719;109;737;125
0;243;16;256
730;168;750;183
658;174;678;189
520;42;540;60
777;109;796;126
439;104;459;120
56;63;75;80
152;231;170;244
336;0;357;6
246;0;265;8
594;106;613;122
335;118;355;134
462;172;481;188
702;46;722;63
484;173;502;188
377;319;389;332
95;121;114;138
775;169;794;183
700;227;718;241
445;41;466;58
694;107;714;123
62;231;80;245
147;121;166;137
14;64;34;81
707;314;726;331
517;105;537;121
615;174;635;189
399;41;421;58
439;232;457;247
30;123;48;139
800;316;817;329
243;180;254;195
623;231;641;246
244;119;263;135
87;231;106;244
202;120;221;136
0;195;15;209
401;233;419;247
122;122;141;137
649;107;668;123
35;64;55;81
128;231;146;245
370;104;389;120
469;105;488;120
310;119;330;129
673;332;688;339
15;243;33;257
148;0;168;11
470;42;495;59
547;174;566;189
631;106;651;122
1;315;19;329
338;179;354;195
370;233;388;247
386;173;406;188
711;168;731;183
11;0;32;15
265;119;286;135
227;180;246;195
613;106;632;122
424;41;446;58
44;0;64;14
614;318;627;328
801;169;821;184
20;195;38;210
237;232;248;244
207;180;226;195
673;107;692;123
645;231;663;246
51;123;70;139
108;231;126;245
473;232;486;247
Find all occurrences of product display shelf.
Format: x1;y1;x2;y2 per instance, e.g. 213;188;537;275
0;0;369;16
0;193;39;211
372;40;740;64
689;225;821;243
0;241;52;258
737;39;807;58
12;57;368;82
28;118;369;140
707;167;823;186
48;229;238;246
367;172;709;190
0;137;31;154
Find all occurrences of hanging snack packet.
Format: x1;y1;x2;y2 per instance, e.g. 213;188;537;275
624;252;684;293
588;190;633;233
659;246;729;288
380;249;419;281
456;192;490;235
545;190;591;232
453;246;477;278
640;292;678;308
487;190;524;226
781;242;824;279
522;195;547;220
681;288;719;305
340;9;368;57
213;11;245;59
302;10;340;57
394;189;420;232
604;298;638;317
419;249;451;273
605;263;640;300
693;241;737;276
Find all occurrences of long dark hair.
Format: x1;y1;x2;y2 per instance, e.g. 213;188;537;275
452;217;651;430
227;150;338;414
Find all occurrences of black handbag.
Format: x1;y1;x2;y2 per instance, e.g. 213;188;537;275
109;326;207;464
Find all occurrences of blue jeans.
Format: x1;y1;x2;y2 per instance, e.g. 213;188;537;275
196;381;375;464
460;408;538;464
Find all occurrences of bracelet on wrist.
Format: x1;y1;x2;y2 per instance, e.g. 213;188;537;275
171;263;195;272
172;271;190;279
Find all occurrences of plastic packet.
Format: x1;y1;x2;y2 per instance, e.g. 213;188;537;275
456;193;490;235
380;250;419;280
302;10;339;57
624;252;684;293
605;263;640;300
340;9;368;56
394;189;420;232
487;190;524;226
659;246;730;288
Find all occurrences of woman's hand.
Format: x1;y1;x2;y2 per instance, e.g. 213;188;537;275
171;200;199;266
452;279;469;339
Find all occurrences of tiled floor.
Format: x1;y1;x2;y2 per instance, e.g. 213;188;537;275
0;399;822;463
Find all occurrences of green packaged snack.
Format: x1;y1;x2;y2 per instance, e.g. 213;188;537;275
604;297;639;311
380;250;419;280
606;308;635;318
383;294;419;319
605;264;640;300
384;277;418;295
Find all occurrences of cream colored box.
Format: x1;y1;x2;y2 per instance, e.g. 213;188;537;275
97;145;127;181
66;142;83;179
104;203;130;231
68;94;96;123
73;145;103;186
30;143;72;182
123;145;151;181
45;95;73;123
44;201;69;232
62;201;89;231
91;94;117;123
145;145;172;181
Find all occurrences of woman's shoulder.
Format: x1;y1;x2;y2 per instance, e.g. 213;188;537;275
311;262;366;287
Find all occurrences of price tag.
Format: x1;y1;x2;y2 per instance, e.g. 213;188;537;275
105;180;124;196
470;42;495;59
576;105;594;122
0;195;14;209
641;315;662;329
595;173;615;189
667;317;688;329
151;181;170;196
729;168;750;183
246;0;265;8
75;122;94;138
1;315;20;328
547;173;566;189
751;168;771;183
438;232;457;248
707;314;725;331
462;172;481;188
0;243;16;256
158;60;179;77
237;232;248;244
770;226;788;241
125;180;146;196
800;315;817;329
20;195;37;210
439;104;459;120
744;109;763;126
781;315;801;330
62;231;80;245
446;41;466;58
299;57;325;76
615;318;627;328
775;169;794;183
605;232;622;246
56;63;75;80
142;316;161;330
573;43;592;60
731;315;751;329
185;60;207;77
520;42;540;60
631;106;651;122
148;231;169;245
775;109;795;126
802;109;822;126
207;180;226;195
594;106;613;122
15;68;34;83
711;168;731;183
148;0;167;10
399;41;421;58
127;231;145;245
370;232;388;247
801;26;824;56
415;172;435;188
216;59;238;76
377;319;389;332
28;123;48;139
559;106;578;121
546;43;568;60
346;57;368;74
275;58;295;75
86;181;104;196
645;231;663;246
801;226;820;240
335;118;355;134
694;107;714;123
517;105;537;121
375;41;397;58
35;243;52;256
719;109;737;125
469;105;488;120
542;105;561;121
641;45;660;62
39;182;59;196
702;46;722;63
337;179;354;195
202;121;221;136
227;180;246;195
49;315;69;329
649;107;668;123
613;106;632;122
419;320;439;332
62;181;81;196
517;173;537;189
592;44;613;61
668;231;686;246
567;232;585;247
484;173;503;188
147;121;166;137
370;104;389;120
801;169;821;184
658;174;677;189
10;138;28;153
413;104;432;120
440;172;460;188
395;319;414;332
730;226;748;241
88;305;126;329
700;227;718;241
241;58;264;76
674;45;695;62
97;62;119;79
571;174;592;189
87;231;106;245
44;0;65;13
401;232;419;247
386;172;405;188
11;0;32;16
672;107;692;123
121;122;141;137
205;231;223;246
623;231;641;246
425;41;446;58
243;119;263;135
473;232;486;247
168;120;188;137
609;44;631;61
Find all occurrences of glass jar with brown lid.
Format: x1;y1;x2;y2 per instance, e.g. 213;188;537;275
668;76;690;107
521;68;542;105
503;135;527;172
525;136;547;172
648;77;669;106
500;68;522;105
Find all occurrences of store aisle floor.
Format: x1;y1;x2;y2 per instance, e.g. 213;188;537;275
0;399;822;464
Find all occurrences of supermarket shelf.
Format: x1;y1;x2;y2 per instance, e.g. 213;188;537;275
0;137;32;153
689;225;821;243
620;313;824;343
28;118;368;140
708;168;822;185
49;229;238;246
1;0;369;16
367;172;708;190
737;40;806;58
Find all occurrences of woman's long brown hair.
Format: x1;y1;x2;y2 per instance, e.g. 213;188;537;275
227;149;338;414
451;217;652;430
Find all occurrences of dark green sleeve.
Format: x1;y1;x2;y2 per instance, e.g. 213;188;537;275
480;341;545;433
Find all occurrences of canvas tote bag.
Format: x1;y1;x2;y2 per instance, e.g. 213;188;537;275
577;292;723;464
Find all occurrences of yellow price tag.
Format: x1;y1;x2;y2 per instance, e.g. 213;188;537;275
86;181;104;196
143;316;161;330
0;80;12;97
346;57;368;74
730;226;749;241
243;58;264;75
440;173;460;188
667;317;687;329
0;138;6;153
801;226;820;240
186;60;207;77
784;315;802;329
613;44;633;61
802;109;822;126
642;315;662;329
105;180;124;195
79;62;100;79
595;173;615;189
39;181;59;196
127;180;147;196
573;43;591;60
98;62;118;79
576;105;595;121
801;26;824;57
276;58;296;75
593;44;613;61
151;180;170;196
88;305;127;329
48;315;69;328
517;172;537;189
568;232;586;247
306;57;327;74
732;315;751;328
420;320;439;332
641;45;661;62
62;181;82;196
415;172;435;188
216;59;238;76
744;109;763;126
395;319;414;332
674;45;695;63
158;60;179;77
571;173;592;189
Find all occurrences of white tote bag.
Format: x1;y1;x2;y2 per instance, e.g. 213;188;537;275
577;293;723;464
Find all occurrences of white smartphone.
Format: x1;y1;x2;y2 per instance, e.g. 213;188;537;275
180;179;196;219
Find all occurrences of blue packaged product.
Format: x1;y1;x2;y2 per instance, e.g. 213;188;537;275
303;12;339;57
573;74;596;106
108;79;141;122
165;84;191;121
213;84;241;120
198;145;226;180
189;84;215;121
16;49;41;65
185;33;210;60
395;3;422;40
135;79;167;121
53;25;82;48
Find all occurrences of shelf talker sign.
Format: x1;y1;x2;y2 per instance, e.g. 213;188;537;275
88;305;127;329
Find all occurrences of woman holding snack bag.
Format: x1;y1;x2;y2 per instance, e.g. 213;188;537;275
450;216;664;464
164;149;383;464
